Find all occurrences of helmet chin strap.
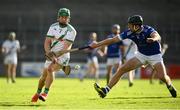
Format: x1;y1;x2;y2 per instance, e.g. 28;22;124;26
133;25;142;33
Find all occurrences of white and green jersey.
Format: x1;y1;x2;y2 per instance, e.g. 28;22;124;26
2;40;20;58
45;22;76;65
47;22;76;51
2;40;20;64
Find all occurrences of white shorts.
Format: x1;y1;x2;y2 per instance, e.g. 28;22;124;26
126;53;135;60
4;56;17;65
44;56;70;68
107;57;121;66
87;56;98;65
135;52;163;66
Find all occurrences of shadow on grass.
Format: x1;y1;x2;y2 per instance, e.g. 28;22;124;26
106;96;174;99
90;96;180;100
0;102;42;107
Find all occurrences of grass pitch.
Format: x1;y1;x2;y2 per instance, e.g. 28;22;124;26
0;78;180;110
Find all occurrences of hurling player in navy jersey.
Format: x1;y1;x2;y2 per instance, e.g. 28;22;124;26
103;24;124;84
91;15;177;98
83;32;104;82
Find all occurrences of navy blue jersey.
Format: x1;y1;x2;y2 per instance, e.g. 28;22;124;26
120;25;161;56
107;34;123;58
87;40;98;58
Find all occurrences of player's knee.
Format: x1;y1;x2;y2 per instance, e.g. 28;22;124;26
40;73;46;80
94;67;98;71
40;77;45;82
47;67;54;73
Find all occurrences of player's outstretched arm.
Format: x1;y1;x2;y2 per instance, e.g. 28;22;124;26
90;36;120;48
147;32;161;43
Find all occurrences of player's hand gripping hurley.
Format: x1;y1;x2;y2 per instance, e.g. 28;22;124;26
44;46;88;76
56;45;90;56
45;46;90;61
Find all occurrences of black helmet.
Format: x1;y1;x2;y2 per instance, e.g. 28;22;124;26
128;15;143;25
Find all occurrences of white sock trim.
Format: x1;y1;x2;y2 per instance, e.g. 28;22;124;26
105;86;110;92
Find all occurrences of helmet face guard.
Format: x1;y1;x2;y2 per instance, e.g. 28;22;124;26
58;8;70;18
128;15;143;25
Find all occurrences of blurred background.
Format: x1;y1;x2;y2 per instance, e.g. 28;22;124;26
0;0;180;78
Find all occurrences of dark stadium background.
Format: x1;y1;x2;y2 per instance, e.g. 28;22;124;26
0;0;180;76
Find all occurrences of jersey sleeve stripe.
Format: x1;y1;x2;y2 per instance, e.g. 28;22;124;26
65;39;74;43
47;35;54;38
50;41;59;48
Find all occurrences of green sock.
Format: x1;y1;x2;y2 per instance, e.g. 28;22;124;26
44;88;49;94
37;88;42;94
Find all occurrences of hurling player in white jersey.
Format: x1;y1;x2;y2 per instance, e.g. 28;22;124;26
1;32;20;83
31;8;77;102
123;39;137;87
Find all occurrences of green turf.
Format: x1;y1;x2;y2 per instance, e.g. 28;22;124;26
0;78;180;110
